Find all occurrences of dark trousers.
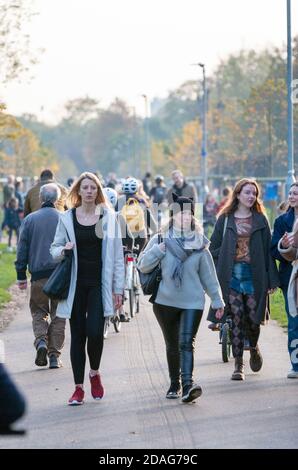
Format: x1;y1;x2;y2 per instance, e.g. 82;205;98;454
70;283;105;385
8;227;19;246
153;304;203;386
0;364;26;430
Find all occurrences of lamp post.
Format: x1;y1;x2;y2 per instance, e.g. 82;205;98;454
199;63;208;201
192;63;208;202
286;0;295;194
142;94;151;173
131;106;138;177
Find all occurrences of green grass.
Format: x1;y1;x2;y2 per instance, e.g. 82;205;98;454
270;288;288;330
0;243;16;309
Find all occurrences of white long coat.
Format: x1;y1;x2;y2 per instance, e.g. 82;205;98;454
50;207;125;319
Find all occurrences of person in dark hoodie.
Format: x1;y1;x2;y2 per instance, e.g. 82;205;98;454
167;170;198;205
138;193;224;403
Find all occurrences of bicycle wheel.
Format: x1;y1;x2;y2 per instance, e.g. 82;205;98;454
221;322;231;362
136;294;140;313
129;289;136;318
112;313;122;333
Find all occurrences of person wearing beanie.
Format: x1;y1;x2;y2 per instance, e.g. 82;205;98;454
138;192;224;403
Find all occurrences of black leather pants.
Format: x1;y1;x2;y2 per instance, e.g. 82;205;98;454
153;304;203;387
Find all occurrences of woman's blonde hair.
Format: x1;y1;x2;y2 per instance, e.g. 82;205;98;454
67;172;108;208
219;178;265;216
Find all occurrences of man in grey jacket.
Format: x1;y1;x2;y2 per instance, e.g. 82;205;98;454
167;170;198;205
15;183;66;369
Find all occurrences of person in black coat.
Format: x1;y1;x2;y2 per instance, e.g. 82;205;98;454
271;181;298;378
208;179;279;381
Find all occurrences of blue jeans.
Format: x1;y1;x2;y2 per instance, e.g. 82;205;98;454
282;288;298;371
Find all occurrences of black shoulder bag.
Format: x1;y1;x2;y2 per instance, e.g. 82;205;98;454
138;210;163;304
43;230;73;301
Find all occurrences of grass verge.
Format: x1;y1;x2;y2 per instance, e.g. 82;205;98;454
270;288;287;330
0;243;16;309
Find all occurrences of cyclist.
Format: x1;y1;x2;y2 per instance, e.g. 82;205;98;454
116;177;157;256
103;187;134;322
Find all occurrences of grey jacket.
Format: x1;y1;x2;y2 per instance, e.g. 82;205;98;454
138;231;224;310
15;206;59;281
50;207;125;319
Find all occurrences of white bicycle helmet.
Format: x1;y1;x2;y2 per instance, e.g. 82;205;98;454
103;187;118;208
121;177;138;194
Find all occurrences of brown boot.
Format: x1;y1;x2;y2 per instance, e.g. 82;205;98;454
249;345;263;372
231;357;245;381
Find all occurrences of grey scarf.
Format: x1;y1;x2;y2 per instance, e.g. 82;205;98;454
165;228;195;288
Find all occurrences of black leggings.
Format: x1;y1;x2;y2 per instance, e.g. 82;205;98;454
70;283;105;385
153;304;203;387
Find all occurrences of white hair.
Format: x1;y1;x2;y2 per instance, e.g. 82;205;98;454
39;183;61;203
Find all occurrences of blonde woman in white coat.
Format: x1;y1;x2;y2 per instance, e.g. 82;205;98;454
50;172;125;405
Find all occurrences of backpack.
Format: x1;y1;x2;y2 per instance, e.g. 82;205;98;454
121;198;146;233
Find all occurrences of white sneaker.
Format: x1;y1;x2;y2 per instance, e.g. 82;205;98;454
287;369;298;378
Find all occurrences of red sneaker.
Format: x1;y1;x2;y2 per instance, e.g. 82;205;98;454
89;373;104;399
68;386;84;406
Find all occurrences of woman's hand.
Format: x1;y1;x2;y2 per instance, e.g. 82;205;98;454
215;307;225;320
281;232;293;248
159;242;166;252
63;242;74;254
113;293;123;310
17;280;27;290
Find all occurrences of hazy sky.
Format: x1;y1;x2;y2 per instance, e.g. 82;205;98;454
1;0;298;123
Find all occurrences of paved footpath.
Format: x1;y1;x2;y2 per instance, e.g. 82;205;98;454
0;292;298;449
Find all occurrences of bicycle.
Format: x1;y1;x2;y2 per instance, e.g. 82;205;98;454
103;309;122;339
218;318;250;363
219;318;232;363
124;244;140;319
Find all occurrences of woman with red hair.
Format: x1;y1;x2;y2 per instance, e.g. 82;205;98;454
208;179;279;380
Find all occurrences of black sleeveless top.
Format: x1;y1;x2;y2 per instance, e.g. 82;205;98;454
73;209;102;286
